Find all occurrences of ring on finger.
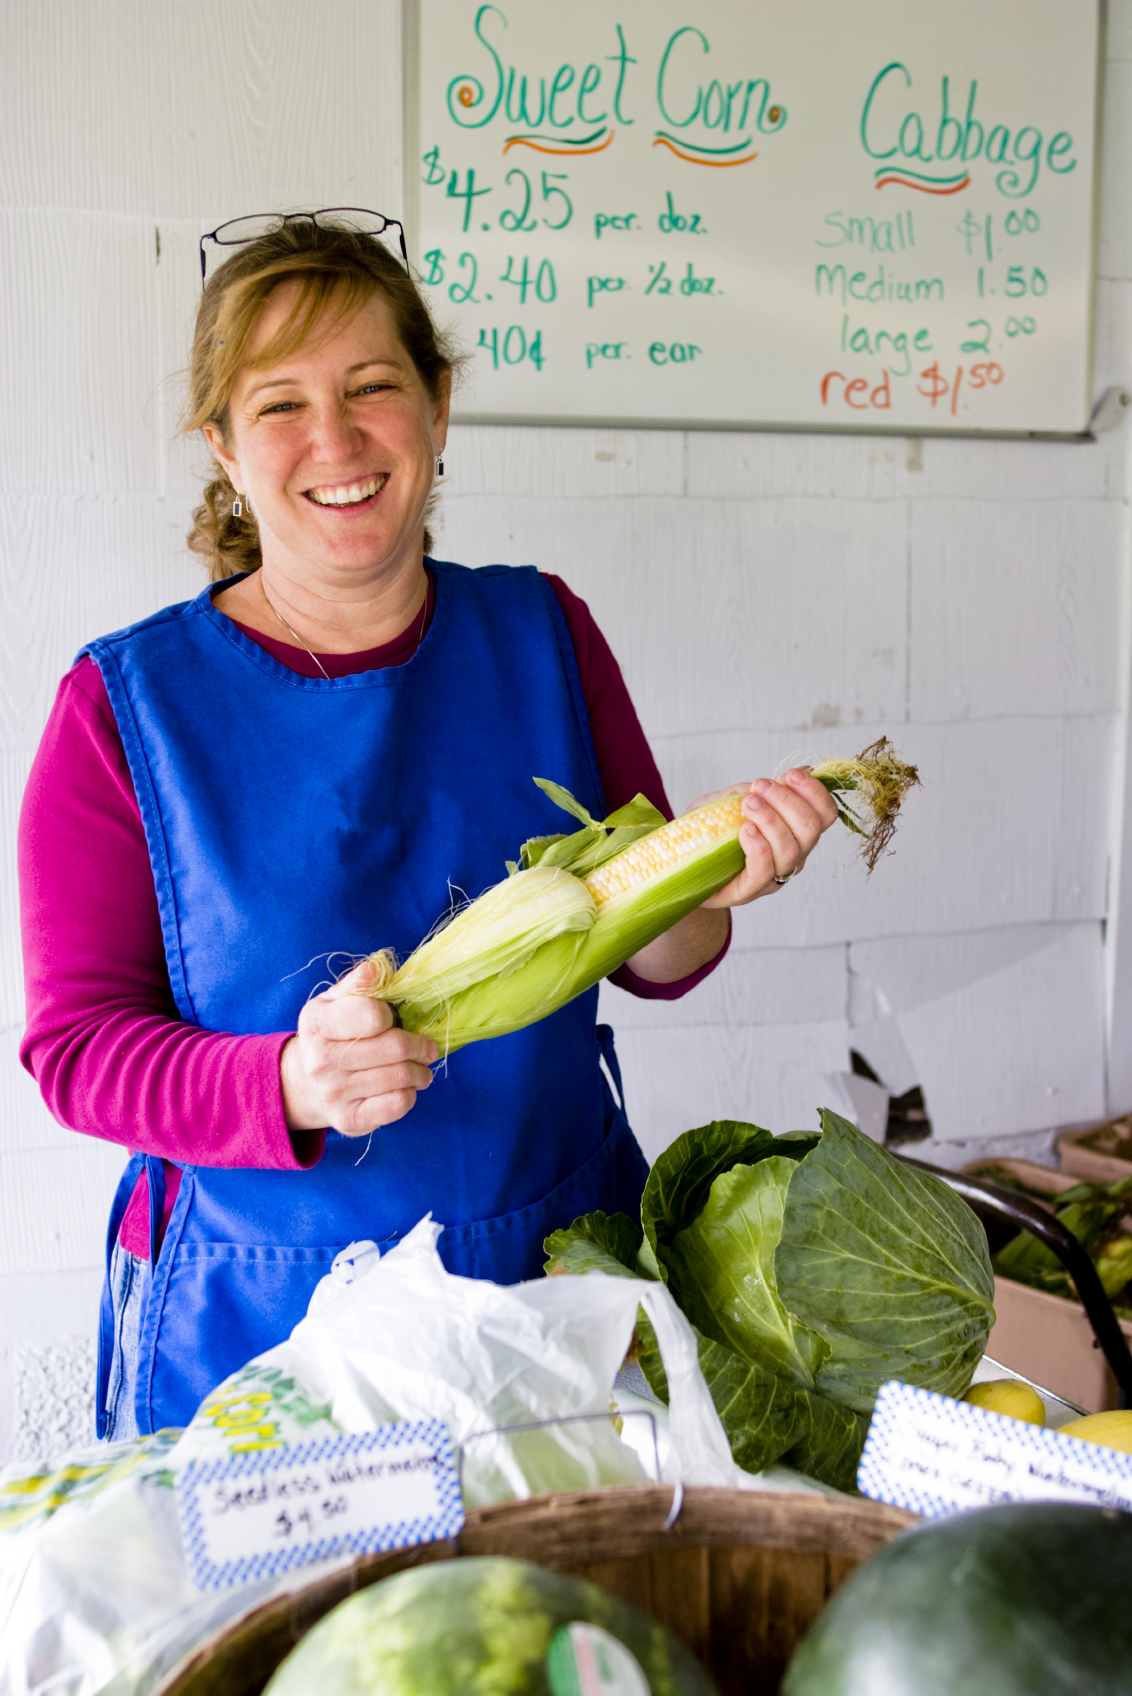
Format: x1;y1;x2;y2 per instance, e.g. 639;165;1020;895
772;867;801;887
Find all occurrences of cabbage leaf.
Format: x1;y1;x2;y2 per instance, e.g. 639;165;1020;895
546;1199;864;1492
545;1110;992;1490
775;1112;995;1413
665;1157;830;1389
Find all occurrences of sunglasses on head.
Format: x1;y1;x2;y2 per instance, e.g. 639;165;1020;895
199;209;408;284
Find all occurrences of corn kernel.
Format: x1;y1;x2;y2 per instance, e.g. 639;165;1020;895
585;793;745;908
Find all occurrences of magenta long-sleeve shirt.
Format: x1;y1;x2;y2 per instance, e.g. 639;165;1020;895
19;572;728;1255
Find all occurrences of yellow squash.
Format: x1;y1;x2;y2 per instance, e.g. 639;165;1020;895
962;1379;1045;1425
1058;1410;1132;1455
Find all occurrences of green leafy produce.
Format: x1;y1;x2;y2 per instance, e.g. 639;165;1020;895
781;1502;1132;1695
546;1112;994;1492
991;1174;1132;1310
263;1556;719;1696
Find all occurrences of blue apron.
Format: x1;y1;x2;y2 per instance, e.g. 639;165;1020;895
85;563;648;1435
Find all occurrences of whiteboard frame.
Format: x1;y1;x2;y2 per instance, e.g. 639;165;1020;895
402;0;1105;442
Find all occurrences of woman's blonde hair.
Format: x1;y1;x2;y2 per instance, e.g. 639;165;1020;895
184;219;457;580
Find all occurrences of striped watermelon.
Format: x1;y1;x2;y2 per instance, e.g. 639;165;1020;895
264;1556;719;1696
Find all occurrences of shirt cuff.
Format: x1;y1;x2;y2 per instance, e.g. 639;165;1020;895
607;912;731;1001
268;1032;326;1168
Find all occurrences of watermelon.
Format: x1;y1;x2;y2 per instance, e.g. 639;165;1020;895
782;1502;1132;1696
264;1555;720;1696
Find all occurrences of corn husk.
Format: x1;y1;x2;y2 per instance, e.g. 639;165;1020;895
368;864;596;1015
396;822;746;1053
367;742;919;1055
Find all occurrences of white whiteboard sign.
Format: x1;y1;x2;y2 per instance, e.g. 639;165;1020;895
407;0;1099;435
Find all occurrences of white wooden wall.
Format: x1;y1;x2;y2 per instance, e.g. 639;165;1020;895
2;0;1130;1463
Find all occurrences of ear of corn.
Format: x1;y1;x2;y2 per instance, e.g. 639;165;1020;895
368;864;596;1014
377;793;747;1053
368;741;919;1055
515;785;669;878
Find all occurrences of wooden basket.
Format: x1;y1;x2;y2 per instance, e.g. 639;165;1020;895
155;1486;915;1696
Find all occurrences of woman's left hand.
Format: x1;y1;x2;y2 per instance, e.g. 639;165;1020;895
622;766;839;985
700;766;840;909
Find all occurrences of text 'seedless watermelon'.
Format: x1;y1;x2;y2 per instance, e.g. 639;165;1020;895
264;1556;720;1696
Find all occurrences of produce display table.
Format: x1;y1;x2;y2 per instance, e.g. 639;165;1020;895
155;1486;916;1696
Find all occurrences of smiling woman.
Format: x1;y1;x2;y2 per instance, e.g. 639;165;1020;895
185;219;456;615
202;285;449;653
18;213;840;1443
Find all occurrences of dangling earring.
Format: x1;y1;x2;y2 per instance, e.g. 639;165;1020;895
232;494;243;518
435;455;445;479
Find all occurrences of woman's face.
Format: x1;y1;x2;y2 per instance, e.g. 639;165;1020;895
204;283;449;588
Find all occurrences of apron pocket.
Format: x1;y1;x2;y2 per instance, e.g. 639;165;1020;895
140;1242;339;1433
440;1108;648;1284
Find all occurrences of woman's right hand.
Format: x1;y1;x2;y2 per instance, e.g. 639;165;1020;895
281;959;439;1137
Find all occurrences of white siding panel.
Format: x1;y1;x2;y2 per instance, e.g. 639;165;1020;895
11;1332;97;1463
850;923;1092;1015
0;1144;125;1278
0;1029;78;1155
599;943;846;1031
1094;280;1132;404
154;221;219;503
0;756;31;1029
0;0;403;221
910;500;1121;722
1055;712;1121;922
444;425;686;500
1093;281;1132;502
845;1017;921;1098
653;717;1109;947
684;429;1113;506
896;924;1106;1142
0;211;160;499
614;1019;849;1166
438;494;910;740
683;431;908;502
684;431;1113;506
0;495;201;754
908;437;1109;503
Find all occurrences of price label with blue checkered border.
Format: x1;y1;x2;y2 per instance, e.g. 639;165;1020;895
858;1380;1132;1520
176;1420;464;1590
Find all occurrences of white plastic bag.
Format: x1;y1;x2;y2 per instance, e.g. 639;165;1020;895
0;1215;742;1696
269;1215;741;1502
0;1432;286;1696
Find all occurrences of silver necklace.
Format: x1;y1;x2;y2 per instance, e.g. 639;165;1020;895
259;574;430;678
259;579;332;681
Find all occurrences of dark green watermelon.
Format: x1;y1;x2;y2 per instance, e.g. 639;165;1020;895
782;1502;1132;1696
264;1555;719;1696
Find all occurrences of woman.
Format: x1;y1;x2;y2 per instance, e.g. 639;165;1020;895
19;213;838;1439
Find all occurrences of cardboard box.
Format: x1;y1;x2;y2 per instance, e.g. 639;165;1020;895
987;1277;1132;1412
961;1156;1132;1410
962;1156;1077;1201
1058;1118;1132;1185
